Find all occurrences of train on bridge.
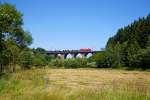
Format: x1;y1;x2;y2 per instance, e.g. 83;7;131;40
44;48;100;59
79;48;92;52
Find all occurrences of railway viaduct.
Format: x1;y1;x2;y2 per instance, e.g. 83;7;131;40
44;50;100;59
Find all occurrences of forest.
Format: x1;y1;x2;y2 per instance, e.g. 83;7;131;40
103;13;150;69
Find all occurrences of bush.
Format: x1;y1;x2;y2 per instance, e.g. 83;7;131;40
19;50;33;69
76;58;88;68
50;59;64;67
90;51;112;68
33;54;47;67
48;58;89;68
48;58;96;68
64;58;88;68
64;59;78;68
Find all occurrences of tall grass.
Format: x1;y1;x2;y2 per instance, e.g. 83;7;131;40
0;69;149;100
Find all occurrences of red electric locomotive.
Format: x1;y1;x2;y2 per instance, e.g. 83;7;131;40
80;48;92;52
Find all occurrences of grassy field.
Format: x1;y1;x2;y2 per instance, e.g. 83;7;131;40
0;68;150;100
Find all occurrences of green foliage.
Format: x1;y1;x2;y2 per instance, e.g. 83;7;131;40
90;51;112;68
50;59;64;68
45;55;55;63
64;58;88;68
135;48;150;70
76;58;88;68
19;50;33;69
0;3;32;47
86;62;97;68
48;58;89;68
32;47;46;54
33;54;47;67
5;40;20;72
109;42;124;68
64;59;77;68
106;13;150;69
0;3;33;72
126;39;141;68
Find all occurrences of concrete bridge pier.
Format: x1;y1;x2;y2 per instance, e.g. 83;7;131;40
57;54;65;59
64;53;75;59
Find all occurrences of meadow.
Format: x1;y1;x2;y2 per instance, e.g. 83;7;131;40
0;68;150;100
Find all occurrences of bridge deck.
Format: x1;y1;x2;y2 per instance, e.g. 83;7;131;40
44;50;100;54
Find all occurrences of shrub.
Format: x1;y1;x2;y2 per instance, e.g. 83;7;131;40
33;54;47;68
49;58;92;68
76;58;88;68
19;50;33;69
64;58;88;68
50;59;64;67
90;51;112;68
64;59;78;68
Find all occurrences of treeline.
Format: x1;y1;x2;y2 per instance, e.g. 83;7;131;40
91;14;150;70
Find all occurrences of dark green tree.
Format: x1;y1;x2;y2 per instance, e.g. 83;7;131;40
106;13;150;69
126;39;141;68
0;3;32;72
111;42;123;68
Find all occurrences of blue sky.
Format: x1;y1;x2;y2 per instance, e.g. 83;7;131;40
2;0;150;50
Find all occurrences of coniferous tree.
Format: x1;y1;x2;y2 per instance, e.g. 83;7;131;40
106;13;150;69
126;38;141;68
111;42;123;68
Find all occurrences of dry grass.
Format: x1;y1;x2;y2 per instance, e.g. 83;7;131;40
46;69;150;89
0;68;150;100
